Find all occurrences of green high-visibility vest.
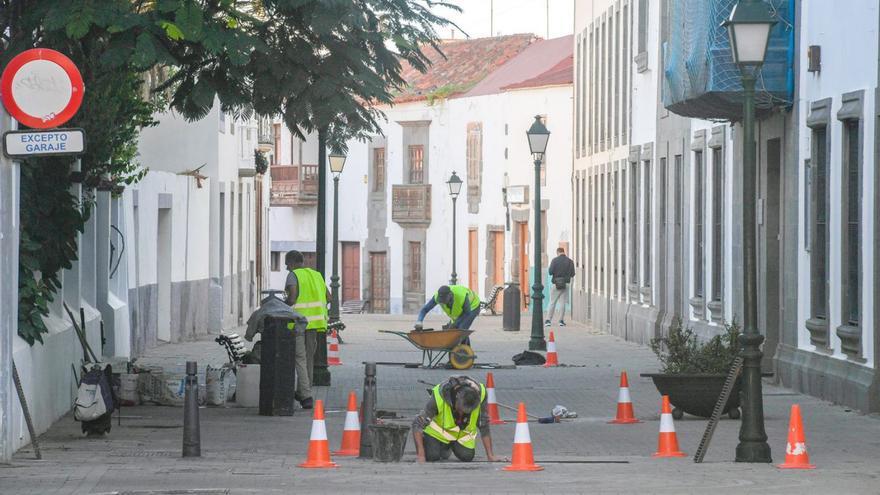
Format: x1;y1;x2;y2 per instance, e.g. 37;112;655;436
291;268;328;332
434;285;480;320
423;383;486;449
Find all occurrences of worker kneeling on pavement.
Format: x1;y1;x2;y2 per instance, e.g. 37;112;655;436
416;285;480;337
412;376;504;463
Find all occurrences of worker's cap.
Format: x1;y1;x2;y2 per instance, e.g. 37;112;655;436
438;285;452;297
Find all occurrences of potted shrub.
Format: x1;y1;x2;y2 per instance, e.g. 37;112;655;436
641;319;741;420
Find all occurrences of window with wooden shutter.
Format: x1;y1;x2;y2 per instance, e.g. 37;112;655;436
408;145;424;184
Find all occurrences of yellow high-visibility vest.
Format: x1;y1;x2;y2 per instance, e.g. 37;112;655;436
434;285;480;320
423;383;486;449
291;268;328;332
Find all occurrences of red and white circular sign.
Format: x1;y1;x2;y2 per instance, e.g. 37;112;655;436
0;48;84;129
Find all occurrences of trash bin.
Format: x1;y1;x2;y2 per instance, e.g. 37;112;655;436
259;315;296;416
503;282;521;331
368;424;410;462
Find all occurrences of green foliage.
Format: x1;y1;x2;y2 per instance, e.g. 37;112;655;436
254;149;268;175
650;319;741;374
2;0;159;343
1;0;456;344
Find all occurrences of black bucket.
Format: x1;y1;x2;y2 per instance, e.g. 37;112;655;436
368;423;410;462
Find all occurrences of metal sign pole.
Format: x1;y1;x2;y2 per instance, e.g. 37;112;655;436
0;105;19;463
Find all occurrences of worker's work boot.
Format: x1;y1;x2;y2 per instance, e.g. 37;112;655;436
544;320;551;327
299;397;314;409
559;320;567;327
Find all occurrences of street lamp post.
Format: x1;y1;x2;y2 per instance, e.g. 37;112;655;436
526;116;550;351
725;0;776;464
328;152;346;321
447;172;463;285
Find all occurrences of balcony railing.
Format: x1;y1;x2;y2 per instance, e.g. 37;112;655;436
257;117;274;146
270;164;319;206
391;184;431;225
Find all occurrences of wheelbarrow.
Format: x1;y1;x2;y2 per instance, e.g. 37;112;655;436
378;329;476;369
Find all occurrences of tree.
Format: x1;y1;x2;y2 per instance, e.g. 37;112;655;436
0;0;457;344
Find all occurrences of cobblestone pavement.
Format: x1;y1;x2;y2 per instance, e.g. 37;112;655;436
2;314;879;494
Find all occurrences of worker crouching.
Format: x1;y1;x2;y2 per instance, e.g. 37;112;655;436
412;376;505;463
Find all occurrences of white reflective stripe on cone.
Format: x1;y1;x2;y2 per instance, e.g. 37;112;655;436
618;387;632;403
513;422;532;444
659;413;675;433
547;341;556;352
487;388;497;404
310;420;329;441
343;412;360;430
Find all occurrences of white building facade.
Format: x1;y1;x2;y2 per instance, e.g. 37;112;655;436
4;101;269;457
346;36;574;317
572;0;880;413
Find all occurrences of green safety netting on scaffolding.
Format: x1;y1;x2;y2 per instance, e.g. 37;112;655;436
663;0;794;121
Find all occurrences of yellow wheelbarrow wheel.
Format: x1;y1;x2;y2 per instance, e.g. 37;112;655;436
449;344;475;370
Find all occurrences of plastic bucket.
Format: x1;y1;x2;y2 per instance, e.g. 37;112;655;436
368;423;410;462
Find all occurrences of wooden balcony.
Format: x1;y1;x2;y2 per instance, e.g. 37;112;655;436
257;117;274;146
270;164;319;206
391;184;431;225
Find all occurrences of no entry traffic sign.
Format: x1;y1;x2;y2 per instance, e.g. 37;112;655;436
0;48;84;129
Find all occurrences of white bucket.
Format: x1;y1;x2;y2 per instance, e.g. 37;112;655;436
236;364;260;407
119;373;140;406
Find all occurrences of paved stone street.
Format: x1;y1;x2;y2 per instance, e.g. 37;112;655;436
2;314;879;494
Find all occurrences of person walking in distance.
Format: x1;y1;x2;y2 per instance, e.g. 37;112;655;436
284;250;331;410
546;247;575;327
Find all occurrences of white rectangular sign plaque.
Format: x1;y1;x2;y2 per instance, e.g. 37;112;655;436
507;185;529;204
3;128;85;158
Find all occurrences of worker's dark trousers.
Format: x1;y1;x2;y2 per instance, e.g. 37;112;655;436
454;307;481;346
423;434;475;462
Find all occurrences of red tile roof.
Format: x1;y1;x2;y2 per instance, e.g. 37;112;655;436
466;35;573;97
501;54;574;91
393;34;537;104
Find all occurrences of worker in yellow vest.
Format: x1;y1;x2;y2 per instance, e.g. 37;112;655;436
415;285;481;341
284;250;331;410
411;375;505;463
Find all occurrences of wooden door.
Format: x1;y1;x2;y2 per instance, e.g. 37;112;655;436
491;231;505;309
468;229;478;290
342;242;360;302
369;252;389;313
518;222;529;310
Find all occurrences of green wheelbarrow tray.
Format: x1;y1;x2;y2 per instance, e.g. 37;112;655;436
378;329;476;369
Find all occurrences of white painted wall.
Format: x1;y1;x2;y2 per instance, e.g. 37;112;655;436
796;0;878;367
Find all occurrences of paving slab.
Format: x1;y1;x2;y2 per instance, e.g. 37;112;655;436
2;314;879;494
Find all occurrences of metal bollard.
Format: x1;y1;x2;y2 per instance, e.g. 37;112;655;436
182;361;201;457
358;362;377;458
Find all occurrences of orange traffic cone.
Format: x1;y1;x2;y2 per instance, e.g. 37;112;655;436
298;400;338;468
486;373;505;425
503;403;543;472
608;371;641;424
777;404;815;469
543;331;559;367
653;395;686;458
327;330;342;366
333;391;361;456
